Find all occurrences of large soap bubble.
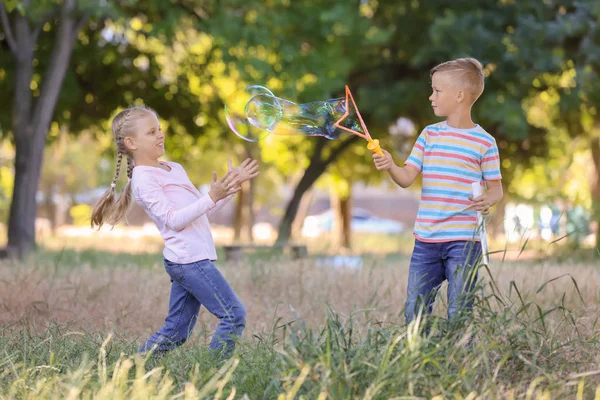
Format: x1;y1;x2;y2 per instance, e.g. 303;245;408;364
225;85;365;142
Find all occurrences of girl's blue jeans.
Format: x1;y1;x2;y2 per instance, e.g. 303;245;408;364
139;258;246;354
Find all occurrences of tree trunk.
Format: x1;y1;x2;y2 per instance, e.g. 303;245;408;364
276;135;359;244
590;136;600;249
7;139;41;257
276;163;325;244
2;0;87;257
291;188;314;241
340;193;352;250
233;145;256;243
331;185;352;251
42;184;57;232
233;180;254;242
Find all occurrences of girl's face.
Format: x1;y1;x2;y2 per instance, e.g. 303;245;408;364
124;112;165;160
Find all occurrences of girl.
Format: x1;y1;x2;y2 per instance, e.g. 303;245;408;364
91;106;259;355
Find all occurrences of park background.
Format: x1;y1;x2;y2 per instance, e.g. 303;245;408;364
1;0;600;398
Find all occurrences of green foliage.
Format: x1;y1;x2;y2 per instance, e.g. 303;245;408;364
1;0;599;232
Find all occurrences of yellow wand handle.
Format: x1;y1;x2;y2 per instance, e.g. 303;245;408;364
367;139;384;157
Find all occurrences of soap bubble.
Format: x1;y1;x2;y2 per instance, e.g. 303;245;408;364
225;85;364;142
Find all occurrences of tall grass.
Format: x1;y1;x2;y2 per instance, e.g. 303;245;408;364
1;245;599;398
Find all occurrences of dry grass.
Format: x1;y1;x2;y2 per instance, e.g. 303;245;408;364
1;239;600;398
2;251;598;344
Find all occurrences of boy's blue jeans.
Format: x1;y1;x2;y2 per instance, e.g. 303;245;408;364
405;239;481;324
139;258;246;354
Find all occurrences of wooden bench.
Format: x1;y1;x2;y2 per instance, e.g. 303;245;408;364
223;243;308;262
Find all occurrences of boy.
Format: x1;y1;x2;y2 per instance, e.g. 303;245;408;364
374;58;503;324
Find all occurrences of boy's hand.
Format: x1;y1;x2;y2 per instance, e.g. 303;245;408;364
227;158;260;185
208;170;240;203
468;194;490;215
373;149;394;171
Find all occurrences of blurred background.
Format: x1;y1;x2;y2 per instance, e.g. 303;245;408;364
0;0;598;259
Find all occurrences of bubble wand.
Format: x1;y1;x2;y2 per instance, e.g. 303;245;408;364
333;86;384;156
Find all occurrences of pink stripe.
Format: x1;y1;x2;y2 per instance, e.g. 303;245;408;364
482;155;500;163
424;151;478;164
428;131;491;147
405;163;421;172
417;216;477;223
423;174;474;184
421;196;471;205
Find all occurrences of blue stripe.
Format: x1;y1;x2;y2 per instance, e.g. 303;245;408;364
425;156;479;166
407;155;422;166
414;230;478;238
423;166;482;179
422;188;472;198
417;209;471;216
429;144;481;158
427;125;444;132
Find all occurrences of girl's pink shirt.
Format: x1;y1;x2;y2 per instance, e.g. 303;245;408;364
131;161;232;264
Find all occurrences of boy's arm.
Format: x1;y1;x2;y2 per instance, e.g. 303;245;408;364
388;162;420;188
486;179;503;207
373;150;420;188
476;139;503;214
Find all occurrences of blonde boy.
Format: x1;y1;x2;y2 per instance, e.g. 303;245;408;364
374;58;503;323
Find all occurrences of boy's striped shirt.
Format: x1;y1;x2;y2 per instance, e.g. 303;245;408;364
405;121;502;242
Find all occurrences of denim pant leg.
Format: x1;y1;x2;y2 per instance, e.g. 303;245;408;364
139;261;201;353
443;241;481;320
405;239;445;324
180;260;246;352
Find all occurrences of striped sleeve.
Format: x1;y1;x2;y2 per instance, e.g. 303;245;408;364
481;140;502;180
405;130;427;172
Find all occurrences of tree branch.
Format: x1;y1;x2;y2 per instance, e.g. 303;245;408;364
31;0;76;148
174;2;209;20
71;11;90;43
308;136;327;165
30;9;58;44
0;2;18;54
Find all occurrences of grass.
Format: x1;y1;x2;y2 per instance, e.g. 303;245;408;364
1;235;599;398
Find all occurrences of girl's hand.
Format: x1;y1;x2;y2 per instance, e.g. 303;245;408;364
228;158;260;184
208;170;240;203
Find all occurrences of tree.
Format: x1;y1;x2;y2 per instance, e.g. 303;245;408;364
205;1;396;244
0;0;95;257
544;0;600;247
0;1;228;255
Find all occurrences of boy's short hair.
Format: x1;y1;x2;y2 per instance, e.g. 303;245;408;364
430;58;485;102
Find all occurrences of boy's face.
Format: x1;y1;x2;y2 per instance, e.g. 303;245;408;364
429;71;464;117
